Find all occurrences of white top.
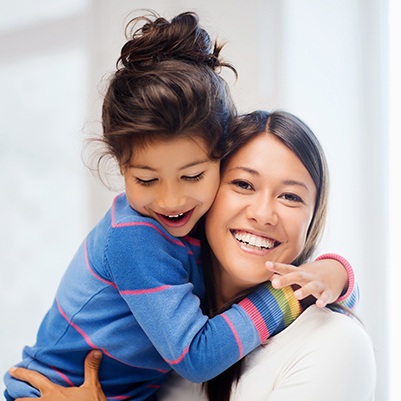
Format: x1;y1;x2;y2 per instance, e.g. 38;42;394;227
158;305;376;401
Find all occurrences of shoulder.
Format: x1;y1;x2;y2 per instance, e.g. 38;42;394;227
237;306;376;401
271;305;374;357
248;306;376;381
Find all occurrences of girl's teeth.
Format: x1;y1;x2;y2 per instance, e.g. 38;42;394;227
167;213;184;218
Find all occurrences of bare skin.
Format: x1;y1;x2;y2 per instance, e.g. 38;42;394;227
9;351;106;401
268;258;348;308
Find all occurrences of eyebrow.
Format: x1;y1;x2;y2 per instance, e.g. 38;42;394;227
128;158;211;172
282;179;311;192
226;166;311;192
226;166;259;175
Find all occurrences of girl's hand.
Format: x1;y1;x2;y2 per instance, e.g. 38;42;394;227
9;350;106;401
266;259;348;308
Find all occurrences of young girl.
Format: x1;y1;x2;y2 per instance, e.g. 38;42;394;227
5;12;357;401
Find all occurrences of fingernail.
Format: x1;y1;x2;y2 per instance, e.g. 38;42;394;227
93;350;102;359
266;262;273;269
9;367;16;373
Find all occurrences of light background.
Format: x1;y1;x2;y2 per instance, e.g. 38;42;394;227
0;1;396;400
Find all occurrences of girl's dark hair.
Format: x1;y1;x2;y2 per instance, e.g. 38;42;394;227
202;110;330;401
97;11;237;174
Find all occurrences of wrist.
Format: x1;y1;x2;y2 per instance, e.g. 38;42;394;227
315;253;355;302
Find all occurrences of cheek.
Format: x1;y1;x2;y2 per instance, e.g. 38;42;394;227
286;212;313;254
196;171;220;207
203;181;220;206
125;184;148;210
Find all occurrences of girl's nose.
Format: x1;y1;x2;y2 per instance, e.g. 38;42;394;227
157;182;186;211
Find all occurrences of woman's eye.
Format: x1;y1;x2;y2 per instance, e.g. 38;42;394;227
232;180;253;190
135;177;157;186
281;193;303;202
183;172;205;182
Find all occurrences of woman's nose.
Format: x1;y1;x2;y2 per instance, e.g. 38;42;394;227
246;194;278;226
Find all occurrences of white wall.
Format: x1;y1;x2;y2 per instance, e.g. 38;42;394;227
0;0;389;399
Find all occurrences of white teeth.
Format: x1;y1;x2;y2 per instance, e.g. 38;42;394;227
167;213;184;218
233;231;275;249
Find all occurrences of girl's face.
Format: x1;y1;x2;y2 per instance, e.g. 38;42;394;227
205;133;317;301
123;135;220;237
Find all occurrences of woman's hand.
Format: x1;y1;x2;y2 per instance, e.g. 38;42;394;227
9;350;107;401
266;259;348;308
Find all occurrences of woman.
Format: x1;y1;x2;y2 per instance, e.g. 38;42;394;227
159;110;376;401
9;110;375;400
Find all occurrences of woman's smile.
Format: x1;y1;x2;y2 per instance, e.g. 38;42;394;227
231;229;279;255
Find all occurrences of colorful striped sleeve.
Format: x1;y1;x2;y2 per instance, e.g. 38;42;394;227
239;282;302;342
315;253;360;310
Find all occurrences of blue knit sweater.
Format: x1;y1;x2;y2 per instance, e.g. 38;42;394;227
4;193;357;400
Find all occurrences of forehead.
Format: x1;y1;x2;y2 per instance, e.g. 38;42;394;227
133;135;209;160
226;133;295;166
224;133;316;190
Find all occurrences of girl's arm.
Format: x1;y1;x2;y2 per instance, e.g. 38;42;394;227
93;216;302;383
267;253;359;309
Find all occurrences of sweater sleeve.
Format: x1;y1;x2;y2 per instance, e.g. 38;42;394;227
104;222;301;383
315;253;360;310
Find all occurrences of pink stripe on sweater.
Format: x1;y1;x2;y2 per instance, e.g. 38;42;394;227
85;239;170;296
315;253;355;303
182;235;200;246
51;366;75;387
56;300;98;349
55;300;169;373
120;285;171;295
239;298;269;342
221;314;243;359
84;239;117;289
165;345;190;365
111;195;188;249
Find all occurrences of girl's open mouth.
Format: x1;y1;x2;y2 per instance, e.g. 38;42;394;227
156;209;194;228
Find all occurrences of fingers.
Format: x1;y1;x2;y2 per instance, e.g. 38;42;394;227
267;261;304;289
267;261;336;307
82;350;103;388
294;282;333;307
9;367;53;392
315;291;332;308
266;261;297;276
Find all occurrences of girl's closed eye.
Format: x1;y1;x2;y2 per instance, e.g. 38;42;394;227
182;172;205;182
135;177;157;186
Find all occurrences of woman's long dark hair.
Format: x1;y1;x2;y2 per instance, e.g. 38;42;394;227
202;110;331;401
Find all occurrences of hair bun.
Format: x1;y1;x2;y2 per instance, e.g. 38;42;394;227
118;11;234;74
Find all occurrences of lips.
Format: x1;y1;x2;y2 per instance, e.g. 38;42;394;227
155;208;194;228
231;230;279;251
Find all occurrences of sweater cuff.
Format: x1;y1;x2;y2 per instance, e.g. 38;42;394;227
315;253;355;303
239;282;302;343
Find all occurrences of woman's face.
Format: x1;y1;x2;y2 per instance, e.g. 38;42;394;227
205;132;317;300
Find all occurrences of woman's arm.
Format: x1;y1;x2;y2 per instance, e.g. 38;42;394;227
8;351;106;401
